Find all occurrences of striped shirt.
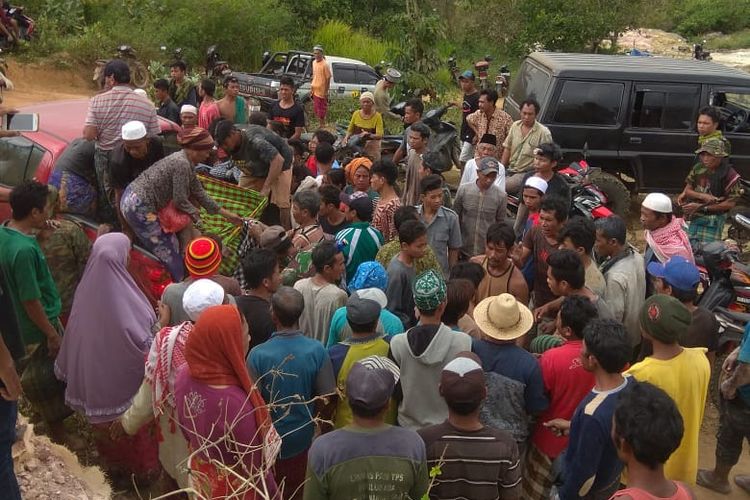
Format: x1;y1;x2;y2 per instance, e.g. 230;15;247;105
418;421;521;500
85;86;160;150
335;222;384;285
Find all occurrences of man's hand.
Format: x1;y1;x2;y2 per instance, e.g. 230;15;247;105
534;303;552;321
46;332;62;358
543;418;571;437
96;223;113;237
681;202;702;217
0;357;21;401
724;347;740;374
260;185;271;198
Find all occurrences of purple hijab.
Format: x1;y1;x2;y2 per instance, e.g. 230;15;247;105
55;232;157;423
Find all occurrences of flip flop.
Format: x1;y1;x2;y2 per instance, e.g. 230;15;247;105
697;469;732;495
735;475;750;494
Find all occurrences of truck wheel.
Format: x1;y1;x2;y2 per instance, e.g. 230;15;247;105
589;171;631;219
131;63;149;89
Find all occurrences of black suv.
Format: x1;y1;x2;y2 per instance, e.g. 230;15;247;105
504;52;750;193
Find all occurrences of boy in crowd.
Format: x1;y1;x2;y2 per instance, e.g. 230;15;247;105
545;318;633;500
386;220;428;329
524;296;597;498
627;295;710;485
419;352;521;500
317;184;349;237
376;206;441;275
611;381;696;500
558;217;606;297
337;194;384;285
418;174;462;277
470;222;528;305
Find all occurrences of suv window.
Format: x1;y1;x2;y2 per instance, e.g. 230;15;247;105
285;56;310;77
711;90;750;134
332;64;357;85
509;62;550;106
552;81;624;126
631;85;700;130
0;137;44;186
356;66;379;85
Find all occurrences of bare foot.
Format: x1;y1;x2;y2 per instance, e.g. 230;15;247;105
697;469;732;495
735;475;750;494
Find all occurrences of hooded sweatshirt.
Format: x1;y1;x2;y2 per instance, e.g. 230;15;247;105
390;323;472;429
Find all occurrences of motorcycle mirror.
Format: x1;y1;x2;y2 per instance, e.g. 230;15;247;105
582;142;589;159
484;55;493;62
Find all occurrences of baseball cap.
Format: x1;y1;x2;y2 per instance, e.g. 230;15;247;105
346;293;381;325
440;352;486;406
384;68;402;84
413;269;447;311
121;121;147;141
340;192;373;221
642;192;673;214
477;156;500;175
313;45;324;53
524;176;548;194
182;279;225;321
639;294;691;344
260;225;291;251
346;356;399;412
459;70;475;81
354;288;388;308
184;237;222;277
533;143;562;161
695;138;729;157
647;256;700;292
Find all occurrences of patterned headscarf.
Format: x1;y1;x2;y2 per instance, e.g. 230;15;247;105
345;157;373;185
349;261;388;292
413;269;447;311
178;127;214;151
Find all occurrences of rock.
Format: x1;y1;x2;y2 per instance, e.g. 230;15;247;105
24;458;39;471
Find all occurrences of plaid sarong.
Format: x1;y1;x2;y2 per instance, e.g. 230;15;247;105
198;174;267;276
522;443;555;500
687;213;726;246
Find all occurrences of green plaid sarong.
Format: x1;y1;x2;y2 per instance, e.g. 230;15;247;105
198;174;267;276
687;213;726;246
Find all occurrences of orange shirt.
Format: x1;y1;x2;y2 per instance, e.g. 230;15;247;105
311;59;332;98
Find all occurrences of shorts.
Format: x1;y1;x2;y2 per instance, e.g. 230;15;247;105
313;95;328;119
459;141;475;163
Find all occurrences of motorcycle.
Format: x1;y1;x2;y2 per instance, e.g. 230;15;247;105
495;64;511;98
93;45;149;89
206;45;231;82
694;41;712;61
474;56;492;90
507;160;615;221
387;101;460;171
0;48;13;99
1;3;34;45
447;56;459;86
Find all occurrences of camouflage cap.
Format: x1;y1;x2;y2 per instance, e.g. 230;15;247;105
412;269;447;312
695;137;729;157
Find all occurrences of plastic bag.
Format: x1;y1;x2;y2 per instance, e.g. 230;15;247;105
158;201;191;233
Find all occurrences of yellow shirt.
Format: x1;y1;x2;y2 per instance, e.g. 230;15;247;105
626;347;710;484
311;59;332;98
347;110;384;136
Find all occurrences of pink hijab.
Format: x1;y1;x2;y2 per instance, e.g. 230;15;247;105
55;232;156;424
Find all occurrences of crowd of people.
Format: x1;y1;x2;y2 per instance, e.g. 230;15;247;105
0;47;748;500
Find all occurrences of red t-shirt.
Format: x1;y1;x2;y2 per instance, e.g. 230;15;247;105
531;339;595;459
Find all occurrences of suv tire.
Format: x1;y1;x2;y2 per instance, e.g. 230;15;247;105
588;170;631;218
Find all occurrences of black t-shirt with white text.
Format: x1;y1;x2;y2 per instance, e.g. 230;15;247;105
269;101;306;139
461;91;480;142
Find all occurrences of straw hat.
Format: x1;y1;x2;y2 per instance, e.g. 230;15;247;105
473;293;534;341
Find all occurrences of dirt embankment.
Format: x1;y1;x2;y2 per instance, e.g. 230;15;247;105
1;59;94;108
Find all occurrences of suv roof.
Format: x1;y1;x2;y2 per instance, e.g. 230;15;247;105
282;51;371;66
529;52;750;86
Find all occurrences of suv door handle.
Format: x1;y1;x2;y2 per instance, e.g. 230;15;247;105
629;137;642;144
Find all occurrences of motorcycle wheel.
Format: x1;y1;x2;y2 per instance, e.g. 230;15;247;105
131;62;149;89
587;170;631;219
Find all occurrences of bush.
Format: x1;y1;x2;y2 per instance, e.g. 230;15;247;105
674;0;750;36
312;20;393;67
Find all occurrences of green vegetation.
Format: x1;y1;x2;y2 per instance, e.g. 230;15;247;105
15;0;750;99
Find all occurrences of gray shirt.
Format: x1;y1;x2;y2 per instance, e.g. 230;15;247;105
602;248;646;346
453;181;507;258
127;150;220;217
417;205;462;277
161;277;238;326
232;124;293;178
386;255;417;329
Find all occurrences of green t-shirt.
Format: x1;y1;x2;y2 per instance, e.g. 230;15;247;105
304;425;429;500
336;222;384;285
0;226;61;344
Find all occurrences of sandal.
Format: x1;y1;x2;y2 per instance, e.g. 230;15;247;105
697;469;732;495
735;475;750;494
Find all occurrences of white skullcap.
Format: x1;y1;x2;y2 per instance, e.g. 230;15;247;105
354;288;387;308
121;121;147;141
642;192;673;214
182;279;225;322
180;104;198;116
133;88;148;97
443;356;483;376
524;176;548;194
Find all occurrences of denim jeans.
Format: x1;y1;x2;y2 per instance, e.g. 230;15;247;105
0;398;21;500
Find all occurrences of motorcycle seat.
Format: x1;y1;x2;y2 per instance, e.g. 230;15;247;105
715;306;750;324
733;260;750;276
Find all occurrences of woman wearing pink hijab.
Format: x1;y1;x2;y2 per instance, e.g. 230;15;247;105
55;232;162;480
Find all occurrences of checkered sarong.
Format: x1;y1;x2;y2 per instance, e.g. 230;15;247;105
687;213;726;245
522;443;555;500
198;174;267;276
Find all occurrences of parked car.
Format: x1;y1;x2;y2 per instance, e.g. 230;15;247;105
504;52;750;193
0;99;181;304
232;50;380;106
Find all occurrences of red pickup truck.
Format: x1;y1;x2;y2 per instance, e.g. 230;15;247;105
0;99;181;303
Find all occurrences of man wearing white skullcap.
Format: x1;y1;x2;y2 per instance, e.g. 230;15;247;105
180;104;198;129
